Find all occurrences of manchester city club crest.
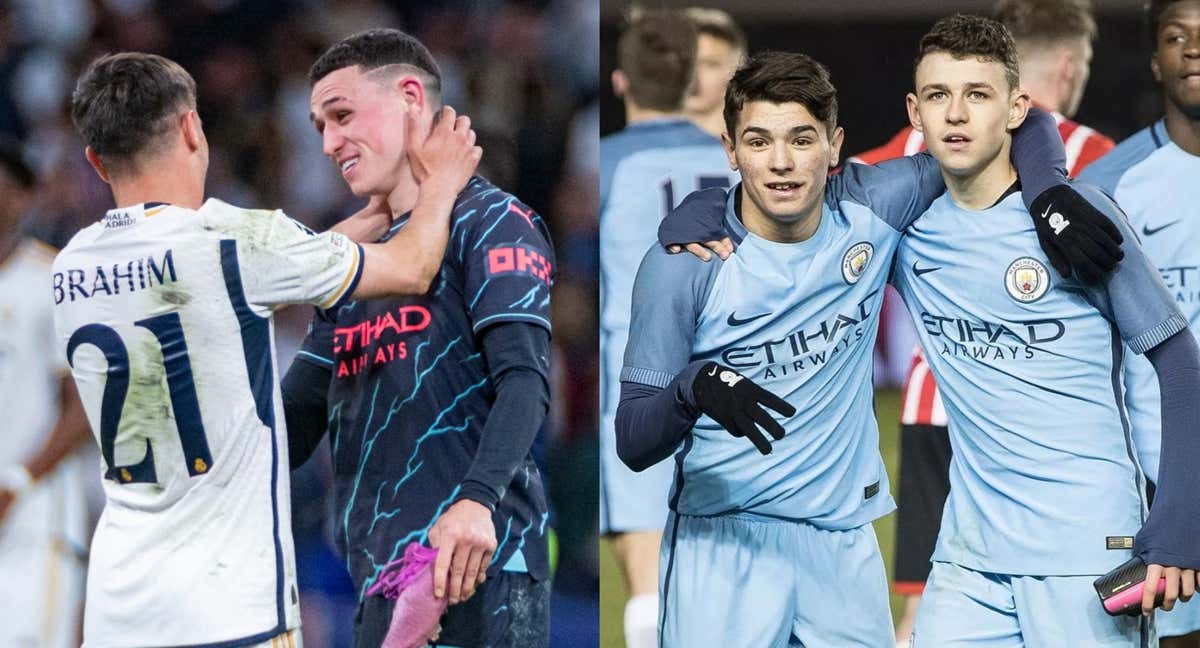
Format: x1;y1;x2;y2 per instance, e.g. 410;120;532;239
841;242;874;284
1005;257;1050;302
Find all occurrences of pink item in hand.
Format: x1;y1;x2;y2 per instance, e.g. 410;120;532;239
366;543;448;648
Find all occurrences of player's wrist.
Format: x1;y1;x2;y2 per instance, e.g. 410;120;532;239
416;177;464;208
454;482;499;512
0;464;34;496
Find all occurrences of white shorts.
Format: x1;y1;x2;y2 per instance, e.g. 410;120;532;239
0;467;89;648
0;535;86;648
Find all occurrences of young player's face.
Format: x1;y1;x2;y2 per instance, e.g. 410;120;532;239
907;52;1028;178
686;34;740;116
722;100;843;226
1152;0;1200;120
310;66;413;197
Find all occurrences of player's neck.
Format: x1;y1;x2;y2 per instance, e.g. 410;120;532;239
384;170;421;218
942;142;1018;210
686;110;725;138
738;185;821;243
624;102;683;125
110;174;204;211
1164;101;1200;156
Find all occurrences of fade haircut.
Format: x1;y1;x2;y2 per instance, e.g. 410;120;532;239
70;52;197;174
916;14;1022;92
309;28;443;104
723;51;838;140
684;7;748;55
617;9;697;112
994;0;1098;53
1146;0;1187;48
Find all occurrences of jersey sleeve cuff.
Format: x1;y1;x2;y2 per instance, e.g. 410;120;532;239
472;312;551;335
319;243;364;314
454;481;499;511
1127;314;1189;355
620;365;674;389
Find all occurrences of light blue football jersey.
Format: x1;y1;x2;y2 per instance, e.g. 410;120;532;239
622;155;943;528
891;184;1187;576
1080;119;1200;484
598;118;737;533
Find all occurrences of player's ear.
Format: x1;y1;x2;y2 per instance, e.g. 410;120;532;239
181;110;203;152
827;125;845;169
1007;89;1030;131
397;75;428;116
611;70;628;99
84;146;111;184
721;131;737;171
1057;46;1076;88
905;92;923;133
1151;52;1162;83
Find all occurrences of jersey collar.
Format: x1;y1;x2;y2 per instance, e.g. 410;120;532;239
102;202;173;229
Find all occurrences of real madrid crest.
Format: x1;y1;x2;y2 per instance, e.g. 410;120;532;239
1005;257;1050;302
841;242;873;284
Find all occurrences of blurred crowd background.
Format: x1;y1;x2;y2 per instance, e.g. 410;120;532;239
0;0;599;645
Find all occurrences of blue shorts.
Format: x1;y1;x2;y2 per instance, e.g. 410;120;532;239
353;571;549;648
912;561;1154;647
599;409;675;534
658;511;892;648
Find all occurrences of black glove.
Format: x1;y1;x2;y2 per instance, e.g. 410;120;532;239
1029;184;1124;284
690;362;796;455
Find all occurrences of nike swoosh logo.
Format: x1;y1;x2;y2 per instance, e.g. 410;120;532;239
727;312;771;327
912;261;942;277
1143;221;1180;236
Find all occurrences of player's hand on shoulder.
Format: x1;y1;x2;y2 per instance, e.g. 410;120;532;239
659;187;734;261
332;194;391;243
428;498;497;605
669;239;733;262
1029;184;1124;284
690;361;796;455
408;105;482;197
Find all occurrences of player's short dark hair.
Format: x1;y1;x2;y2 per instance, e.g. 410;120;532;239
309;28;442;102
684;7;747;54
1146;0;1187;48
916;14;1021;92
617;9;697;112
0;137;35;189
994;0;1098;50
723;51;838;140
70;52;197;174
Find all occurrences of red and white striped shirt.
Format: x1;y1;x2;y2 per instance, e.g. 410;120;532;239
851;112;1115;425
899;347;948;426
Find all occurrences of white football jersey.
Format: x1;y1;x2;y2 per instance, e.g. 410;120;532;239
52;199;362;647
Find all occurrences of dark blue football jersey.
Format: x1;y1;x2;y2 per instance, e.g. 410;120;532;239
297;176;553;598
